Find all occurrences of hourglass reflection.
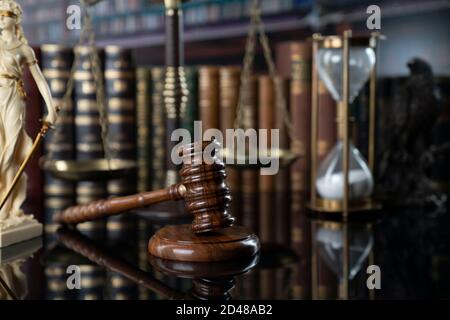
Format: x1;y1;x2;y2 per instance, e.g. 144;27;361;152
310;31;383;213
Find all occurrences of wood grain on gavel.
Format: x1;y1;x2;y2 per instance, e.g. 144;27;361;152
54;141;235;233
56;227;185;299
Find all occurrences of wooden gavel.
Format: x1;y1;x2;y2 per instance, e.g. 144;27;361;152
54;141;235;233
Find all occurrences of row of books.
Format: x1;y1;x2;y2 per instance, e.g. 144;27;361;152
40;44;137;243
21;0;313;44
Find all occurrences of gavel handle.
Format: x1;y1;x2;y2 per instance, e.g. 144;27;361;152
54;184;186;225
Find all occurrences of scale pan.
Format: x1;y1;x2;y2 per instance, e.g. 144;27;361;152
42;159;136;181
220;148;299;170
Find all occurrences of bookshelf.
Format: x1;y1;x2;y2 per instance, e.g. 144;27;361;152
21;0;313;45
20;0;450;69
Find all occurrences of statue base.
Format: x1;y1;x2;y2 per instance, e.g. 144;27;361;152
0;219;42;248
0;236;42;265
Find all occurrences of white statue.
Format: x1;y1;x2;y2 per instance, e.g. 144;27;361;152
0;0;57;247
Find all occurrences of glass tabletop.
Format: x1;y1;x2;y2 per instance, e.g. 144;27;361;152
1;191;449;300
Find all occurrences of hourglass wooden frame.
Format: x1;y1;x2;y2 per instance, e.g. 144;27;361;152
309;31;383;215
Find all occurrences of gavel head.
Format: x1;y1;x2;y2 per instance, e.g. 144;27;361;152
178;140;234;233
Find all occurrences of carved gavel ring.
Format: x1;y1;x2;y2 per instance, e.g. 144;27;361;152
54;140;235;234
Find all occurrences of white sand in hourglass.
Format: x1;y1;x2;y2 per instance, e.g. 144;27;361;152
316;169;374;200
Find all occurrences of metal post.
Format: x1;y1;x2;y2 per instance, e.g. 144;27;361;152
311;34;321;206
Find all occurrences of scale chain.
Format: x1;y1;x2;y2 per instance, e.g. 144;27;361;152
46;0;112;165
234;0;295;143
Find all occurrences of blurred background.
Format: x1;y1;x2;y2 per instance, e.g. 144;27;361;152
21;0;450;75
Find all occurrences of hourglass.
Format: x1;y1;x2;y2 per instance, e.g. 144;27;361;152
309;31;383;214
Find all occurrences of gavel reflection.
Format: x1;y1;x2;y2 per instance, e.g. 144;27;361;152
55;140;260;262
56;227;258;300
54;140;234;233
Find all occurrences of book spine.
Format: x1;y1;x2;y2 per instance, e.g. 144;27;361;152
276;42;293;78
219;66;241;193
104;47;136;167
104;46;137;240
258;76;282;299
74;46;107;239
290;42;312;193
271;77;292;246
199;66;220;131
241;76;258;234
184;67;199;137
151;67;166;190
258;75;274;243
136;67;152;193
41;45;75;242
164;6;187;186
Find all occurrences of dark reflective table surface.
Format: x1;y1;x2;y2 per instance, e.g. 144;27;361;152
1;192;449;300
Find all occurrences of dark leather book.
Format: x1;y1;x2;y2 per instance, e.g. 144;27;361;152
257;75;274;243
150;67;166;190
277;42;312;193
199;66;220;131
241;76;258;234
274;77;291;245
219;66;241;193
104;46;136;181
74;45;107;239
259;76;285;299
40;44;75;242
104;46;136;240
136;67;152;193
183;66;199;137
276;41;296;78
74;46;105;161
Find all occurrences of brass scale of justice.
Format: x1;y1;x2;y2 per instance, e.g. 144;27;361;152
0;0;298;263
